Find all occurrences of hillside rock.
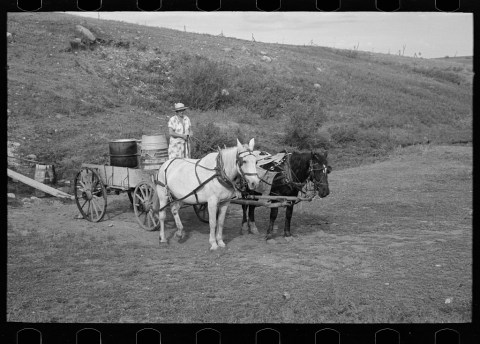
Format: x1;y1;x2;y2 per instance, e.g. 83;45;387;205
261;56;272;63
223;48;232;52
7;32;13;43
75;25;96;43
260;51;267;55
314;83;321;89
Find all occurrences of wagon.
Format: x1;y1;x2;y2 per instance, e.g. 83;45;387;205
75;157;317;231
74;163;210;231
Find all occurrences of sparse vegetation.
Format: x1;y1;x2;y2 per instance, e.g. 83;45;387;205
190;120;231;158
283;100;327;149
6;13;472;184
171;54;231;110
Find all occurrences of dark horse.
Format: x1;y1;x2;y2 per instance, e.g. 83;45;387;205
241;151;331;241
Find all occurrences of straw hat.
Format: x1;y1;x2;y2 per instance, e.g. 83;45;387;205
174;103;188;112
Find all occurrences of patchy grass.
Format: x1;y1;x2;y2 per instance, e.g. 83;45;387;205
7;12;472;184
7;145;471;323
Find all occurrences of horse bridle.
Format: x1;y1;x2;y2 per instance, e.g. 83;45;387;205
308;159;329;190
236;150;258;180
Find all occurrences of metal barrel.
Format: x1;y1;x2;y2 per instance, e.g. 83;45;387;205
109;139;139;168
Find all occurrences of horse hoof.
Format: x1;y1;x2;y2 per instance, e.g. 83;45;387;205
249;229;260;235
210;245;218;251
284;236;294;242
159;239;168;244
217;240;226;248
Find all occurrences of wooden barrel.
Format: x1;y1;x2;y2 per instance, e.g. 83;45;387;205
109;139;139;168
140;134;168;170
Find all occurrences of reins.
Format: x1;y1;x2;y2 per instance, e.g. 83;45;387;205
155;146;256;211
255;152;327;197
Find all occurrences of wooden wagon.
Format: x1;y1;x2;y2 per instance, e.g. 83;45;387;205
74;164;208;230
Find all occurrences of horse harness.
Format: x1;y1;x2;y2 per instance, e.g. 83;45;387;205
252;152;328;195
154;149;257;211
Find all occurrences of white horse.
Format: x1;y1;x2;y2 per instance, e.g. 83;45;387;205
156;138;260;250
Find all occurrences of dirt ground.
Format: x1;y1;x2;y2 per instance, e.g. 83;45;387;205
7;145;472;323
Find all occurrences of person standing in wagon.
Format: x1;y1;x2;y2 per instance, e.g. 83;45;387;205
168;103;194;159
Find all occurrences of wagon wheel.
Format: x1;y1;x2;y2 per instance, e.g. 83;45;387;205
193;203;209;223
133;181;160;231
74;167;107;222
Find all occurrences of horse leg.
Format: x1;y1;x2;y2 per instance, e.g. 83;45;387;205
241;204;249;235
248;205;260;235
170;201;185;239
216;201;230;248
266;207;279;241
208;200;219;250
284;204;294;240
156;185;168;244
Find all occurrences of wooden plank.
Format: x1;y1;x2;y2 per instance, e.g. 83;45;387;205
81;164;156;189
242;195;314;202
7;168;75;200
231;199;289;208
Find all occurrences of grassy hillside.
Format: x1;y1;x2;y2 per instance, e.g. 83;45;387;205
7;13;472;182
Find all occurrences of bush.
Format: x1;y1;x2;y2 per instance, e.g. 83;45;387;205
329;124;359;146
171;54;231;111
230;65;297;118
283;101;327;149
190;120;231;158
329;124;393;150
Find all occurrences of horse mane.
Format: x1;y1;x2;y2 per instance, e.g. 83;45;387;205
219;145;240;179
288;152;312;182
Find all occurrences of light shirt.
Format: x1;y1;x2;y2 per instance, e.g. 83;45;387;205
167;114;192;158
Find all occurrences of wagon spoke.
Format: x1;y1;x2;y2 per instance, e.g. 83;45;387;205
78;180;86;190
80;199;88;211
135;193;146;203
148;211;156;226
146;187;153;200
91;199;99;220
140;185;148;201
86;200;91;219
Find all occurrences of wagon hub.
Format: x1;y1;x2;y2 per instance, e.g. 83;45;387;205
83;190;93;200
142;200;152;212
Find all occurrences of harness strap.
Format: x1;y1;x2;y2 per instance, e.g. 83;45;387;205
156;151;242;212
157;174;218;212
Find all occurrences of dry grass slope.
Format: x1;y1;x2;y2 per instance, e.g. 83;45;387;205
7;13;472;183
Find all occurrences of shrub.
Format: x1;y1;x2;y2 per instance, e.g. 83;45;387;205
329;124;393;150
329;124;359;146
171;55;231;111
190;120;231;158
412;66;463;84
283;101;328;149
230;65;297;118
